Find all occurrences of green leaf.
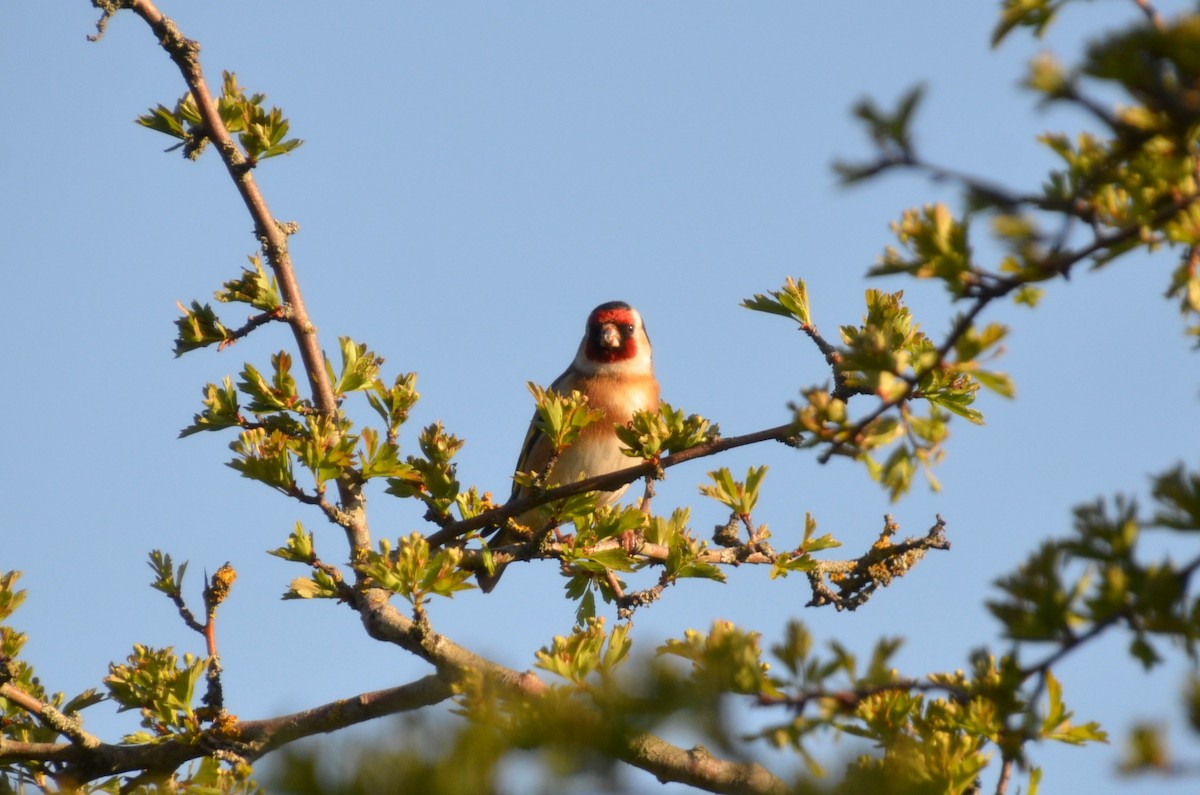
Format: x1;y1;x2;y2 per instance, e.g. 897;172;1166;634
0;571;27;624
926;391;984;425
1151;464;1200;531
1014;285;1045;307
992;0;1063;47
615;402;719;460
216;254;282;311
136;103;187;139
228;427;296;493
268;522;316;563
1041;670;1108;745
239;355;299;413
528;382;604;453
147;550;186;597
742;276;811;324
173;300;232;356
366;372;420;435
179;377;242;437
104;645;207;735
283;570;341;600
855;86;920;149
329;337;384;396
359;427;419;481
974;370;1016;398
699;466;767;515
360;533;474;607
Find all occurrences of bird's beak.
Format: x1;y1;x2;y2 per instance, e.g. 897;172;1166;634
599;323;622;349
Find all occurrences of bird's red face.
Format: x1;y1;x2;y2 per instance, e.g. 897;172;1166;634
584;302;643;364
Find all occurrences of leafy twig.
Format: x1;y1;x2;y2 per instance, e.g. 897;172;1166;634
425;423;800;548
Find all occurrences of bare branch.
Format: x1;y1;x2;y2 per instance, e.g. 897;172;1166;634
217;308;287;351
621;734;788;795
806;515;950;611
0;676;455;779
237;675;454;757
0;683;101;750
995;755;1014;795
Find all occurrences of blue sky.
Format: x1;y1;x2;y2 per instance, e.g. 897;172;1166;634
4;2;1200;792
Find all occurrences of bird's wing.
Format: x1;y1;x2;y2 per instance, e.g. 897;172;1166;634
509;411;551;501
509;366;577;501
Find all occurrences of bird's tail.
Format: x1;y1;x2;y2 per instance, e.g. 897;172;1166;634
476;564;507;594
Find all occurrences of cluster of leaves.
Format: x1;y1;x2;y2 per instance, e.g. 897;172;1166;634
0;573;105;789
991;464;1200;665
105;645;209;743
558;505;728;623
615;402;720;461
179;323;421;504
175;256;284;356
139;71;302;163
666;620;1104;794
534;617;633;686
557;466;853;624
359;533;474;615
746;281;1012;499
524;384;605;461
769;513;843;579
271;523;344;600
876;6;1200;329
438;616;1105;795
983;460;1200;773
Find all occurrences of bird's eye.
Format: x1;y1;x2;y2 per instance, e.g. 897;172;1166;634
622;324;635;336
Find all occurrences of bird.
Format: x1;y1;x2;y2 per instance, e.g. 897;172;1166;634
478;301;660;593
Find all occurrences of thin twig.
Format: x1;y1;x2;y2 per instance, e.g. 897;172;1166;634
216;308;287;351
995;756;1014;795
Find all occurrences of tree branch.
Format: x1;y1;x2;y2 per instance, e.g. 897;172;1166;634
115;0;372;556
0;675;454;780
621;734;788;795
818;193;1200;464
0;683;101;751
236;675;454;757
354;588;787;793
425;423;800;548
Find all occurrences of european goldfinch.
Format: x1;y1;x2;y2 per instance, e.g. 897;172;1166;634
479;301;660;592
